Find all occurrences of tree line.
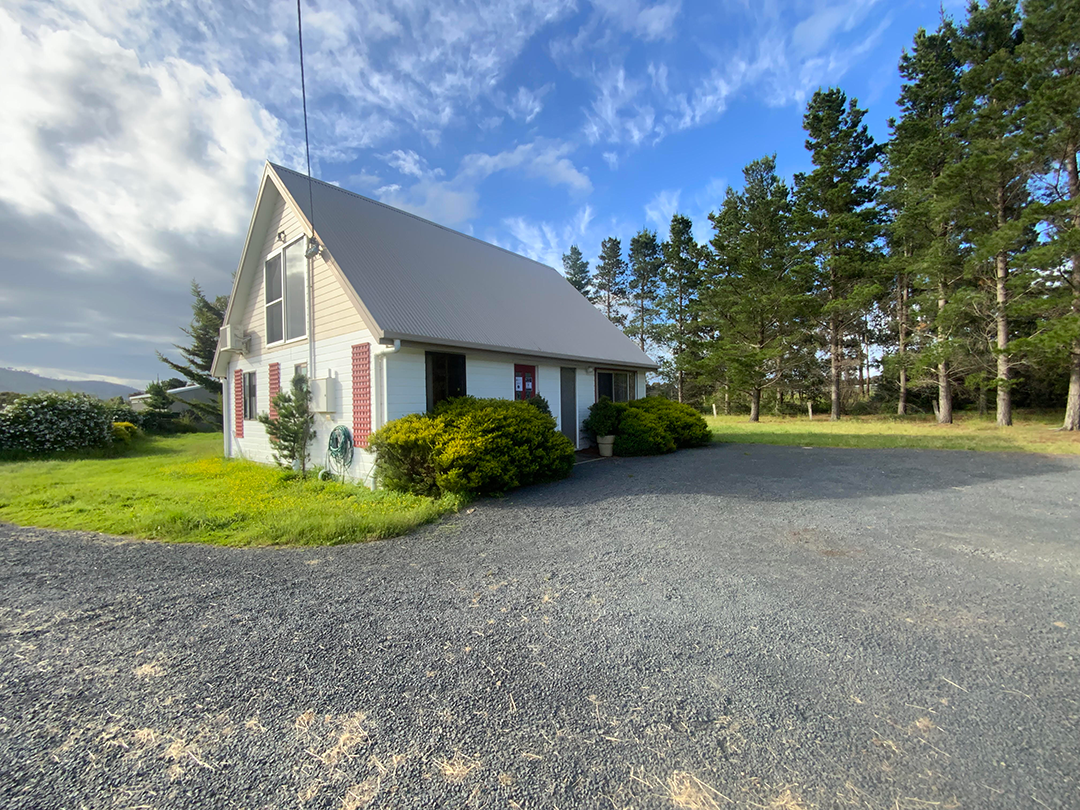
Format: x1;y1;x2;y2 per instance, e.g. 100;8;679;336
564;0;1079;429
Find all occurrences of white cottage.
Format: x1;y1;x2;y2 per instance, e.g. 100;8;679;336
211;162;657;485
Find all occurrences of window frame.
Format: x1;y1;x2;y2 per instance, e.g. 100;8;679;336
595;369;636;403
264;237;308;347
426;351;467;413
242;371;257;420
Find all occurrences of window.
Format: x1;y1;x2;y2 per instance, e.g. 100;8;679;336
294;362;308;381
242;371;257;419
514;364;536;400
265;240;307;345
426;352;466;412
596;370;634;403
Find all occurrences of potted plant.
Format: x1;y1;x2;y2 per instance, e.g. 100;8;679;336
582;397;625;457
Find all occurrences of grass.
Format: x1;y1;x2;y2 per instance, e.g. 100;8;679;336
707;410;1080;454
0;433;463;546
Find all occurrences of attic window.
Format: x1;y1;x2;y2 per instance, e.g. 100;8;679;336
265;240;307;345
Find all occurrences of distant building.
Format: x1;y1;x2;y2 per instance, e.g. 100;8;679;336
129;384;214;415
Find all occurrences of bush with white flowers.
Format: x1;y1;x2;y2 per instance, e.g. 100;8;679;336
0;392;115;456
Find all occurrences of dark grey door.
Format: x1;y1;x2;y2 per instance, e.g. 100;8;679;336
560;367;577;447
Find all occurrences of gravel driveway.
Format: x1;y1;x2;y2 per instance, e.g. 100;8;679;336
1;443;1078;810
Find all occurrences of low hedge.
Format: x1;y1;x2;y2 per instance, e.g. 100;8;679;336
626;397;711;448
370;397;575;496
583;395;711;456
0;392;115;457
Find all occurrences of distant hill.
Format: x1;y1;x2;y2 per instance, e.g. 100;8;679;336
0;368;137;401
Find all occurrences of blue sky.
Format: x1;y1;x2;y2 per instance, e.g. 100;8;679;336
1;0;966;387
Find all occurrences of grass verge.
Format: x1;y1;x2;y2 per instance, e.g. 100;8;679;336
0;433;464;546
706;411;1080;454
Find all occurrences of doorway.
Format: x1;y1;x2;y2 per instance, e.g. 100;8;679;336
560;367;576;446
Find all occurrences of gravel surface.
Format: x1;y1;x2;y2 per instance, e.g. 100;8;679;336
1;443;1078;810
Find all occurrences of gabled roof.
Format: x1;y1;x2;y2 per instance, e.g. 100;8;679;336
266;163;656;369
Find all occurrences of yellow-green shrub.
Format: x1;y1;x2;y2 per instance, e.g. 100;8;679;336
111;421;139;443
370;398;575;496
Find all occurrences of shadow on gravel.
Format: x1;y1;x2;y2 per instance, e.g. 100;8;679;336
515;442;1080;506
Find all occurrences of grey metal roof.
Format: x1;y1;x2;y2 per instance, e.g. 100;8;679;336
270;163;656;369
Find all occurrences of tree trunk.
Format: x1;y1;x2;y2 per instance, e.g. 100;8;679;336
897;272;908;416
1064;143;1080;431
938;361;953;425
724;385;730;415
995;184;1012;427
830;313;841;421
937;276;952;424
978;385;987;417
749;388;761;422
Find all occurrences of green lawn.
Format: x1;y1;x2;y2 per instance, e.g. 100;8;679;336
0;433;462;546
707;411;1080;454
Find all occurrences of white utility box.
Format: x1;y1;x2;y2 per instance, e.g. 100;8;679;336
309;376;334;413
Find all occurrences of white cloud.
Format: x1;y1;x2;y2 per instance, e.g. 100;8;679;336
573;0;890;150
0;9;280;272
602;151;619;170
500;204;596;269
644;189;681;232
506;84;553;123
380;149;442;179
590;0;682;41
373;140;591;227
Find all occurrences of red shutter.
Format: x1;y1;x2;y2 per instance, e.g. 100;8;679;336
352;343;371;448
268;363;280;420
233;369;244;438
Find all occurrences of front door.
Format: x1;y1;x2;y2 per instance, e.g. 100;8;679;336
514;364;536;400
560;367;576;446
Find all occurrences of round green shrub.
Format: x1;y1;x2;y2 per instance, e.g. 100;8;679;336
525;394;552;417
627;397;711;448
613;408;675;456
370;398;574;497
368;413;443;496
582;397;627;438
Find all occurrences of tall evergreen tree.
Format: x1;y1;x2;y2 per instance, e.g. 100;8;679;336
626;229;664;353
701;156;808;421
795;87;883;420
659;214;704;403
950;0;1029;426
562;245;593;299
593;237;628;327
157;281;227;422
884;20;966;422
1019;0;1080;430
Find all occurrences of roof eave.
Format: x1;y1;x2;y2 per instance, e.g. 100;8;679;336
379;332;659;370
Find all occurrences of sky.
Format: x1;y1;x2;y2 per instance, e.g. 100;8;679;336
1;0;968;389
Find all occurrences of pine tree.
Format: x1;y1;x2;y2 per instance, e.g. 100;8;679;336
1019;0;1080;430
795;87;883;420
626;229;664;353
593;237;628;327
562;245;592;299
659;214;704;403
883;20;965;422
701;156;807;421
950;0;1029;426
144;380;173;413
157;281;227;422
257;372;315;477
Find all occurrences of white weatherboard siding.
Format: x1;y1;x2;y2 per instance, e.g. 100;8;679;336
227;332;378;485
224;181;381;484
